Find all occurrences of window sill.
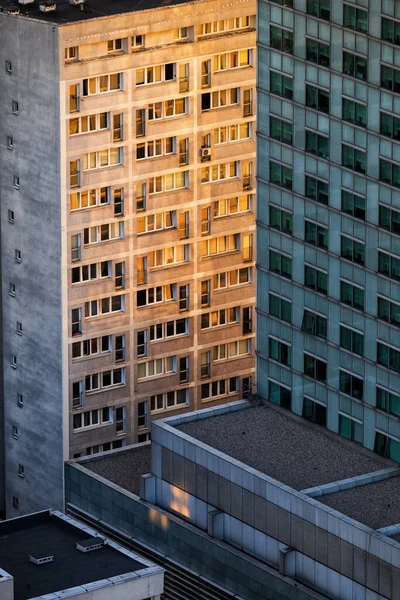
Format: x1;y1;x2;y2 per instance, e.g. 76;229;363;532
73;422;113;433
85;311;125;321
137;373;176;383
85;383;126;395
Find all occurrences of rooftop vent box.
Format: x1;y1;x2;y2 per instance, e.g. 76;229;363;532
76;537;105;553
39;1;56;11
7;7;20;13
29;555;54;565
69;0;84;5
18;0;35;5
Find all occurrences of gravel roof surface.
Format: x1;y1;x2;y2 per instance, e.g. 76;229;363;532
320;477;400;529
176;406;389;490
83;446;151;496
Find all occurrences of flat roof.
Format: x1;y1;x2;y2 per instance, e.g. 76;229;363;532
82;444;151;495
0;510;148;600
319;477;400;530
176;405;391;491
0;0;195;25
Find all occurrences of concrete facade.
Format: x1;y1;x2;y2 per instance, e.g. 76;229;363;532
0;0;255;516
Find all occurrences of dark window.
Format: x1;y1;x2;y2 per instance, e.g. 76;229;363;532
301;310;327;339
305;220;328;250
268;381;291;410
165;63;175;80
305;175;328;205
302;397;327;426
382;17;400;46
380;159;400;188
374;432;400;461
339;415;363;443
306;85;329;113
270;26;293;54
343;51;367;81
340;235;365;265
269;294;292;323
342;144;366;173
269;250;292;279
269;205;292;234
381;65;400;93
269;161;293;189
380;112;400;141
270;71;293;99
340;281;364;311
343;4;368;34
270;116;293;145
304;354;327;382
341;190;365;220
339;370;363;400
304;265;328;295
376;387;400;418
377;342;400;373
342;98;366;127
305;131;329;160
269;337;291;366
340;326;364;356
201;93;211;111
306;39;330;67
377;297;400;327
379;205;400;234
307;0;330;20
378;251;400;281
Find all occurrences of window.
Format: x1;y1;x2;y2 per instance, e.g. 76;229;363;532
201;351;211;378
5;60;12;74
343;4;368;34
343;51;367;81
12;496;19;509
304;354;327;382
179;285;189;311
179;63;189;93
201;307;239;329
137;137;175;160
69;84;79;112
84;368;125;393
137;284;176;307
339;414;363;444
377;296;400;327
202;206;211;235
301;310;327;339
71;234;81;262
84;222;123;244
82;73;123;96
72;381;83;408
269;205;292;234
85;295;125;317
201;377;239;400
376;387;400;418
138;401;149;430
179;357;189;383
151;389;189;412
379;205;400;234
305;131;329;159
132;34;143;49
83;147;123;170
69;160;80;188
269;337;291;366
374;432;400;462
306;85;329;114
201;235;239;257
14;249;21;263
201;88;239;111
115;262;125;289
270;27;293;54
13;175;20;189
201;280;210;307
304;265;328;295
69;112;109;136
179;138;189;166
11;355;17;369
270;71;293;99
8;210;15;223
381;64;400;93
9;283;16;297
107;38;123;53
342;98;366;127
212;339;251;361
269;250;292;279
70;187;110;211
150;318;188;341
114;188;124;216
198;16;251;36
115;407;126;434
380;159;400;188
73;407;113;430
269;161;292;189
17;394;23;407
136;63;175;85
137;255;146;285
307;0;330;20
214;123;251;145
303;397;327;426
213;267;252;290
342;144;366;173
243;89;253;117
137;357;176;379
149;245;189;268
340;325;363;356
306;39;330;67
340;235;365;265
137;211;174;235
71;308;81;336
213;49;252;71
269;116;293;145
243;307;252;335
149;171;188;193
382;17;400;46
147;98;189;121
305;220;328;250
72;336;111;360
65;47;78;62
339;370;363;399
214;195;252;218
136;183;146;212
269;381;291;410
16;322;22;335
377;342;400;372
341;190;365;220
305;175;328;205
12;100;19;115
72;261;111;284
378;251;400;281
269;293;291;323
12;425;18;439
7;136;13;150
201;60;211;87
340;280;364;311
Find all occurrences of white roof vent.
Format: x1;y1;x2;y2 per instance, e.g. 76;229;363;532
76;537;105;553
69;0;84;5
18;0;35;5
39;1;56;11
29;555;54;565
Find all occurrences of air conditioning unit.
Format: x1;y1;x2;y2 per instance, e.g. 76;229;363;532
40;2;56;11
18;0;34;5
200;147;211;159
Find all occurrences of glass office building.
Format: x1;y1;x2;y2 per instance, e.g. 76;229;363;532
256;0;400;462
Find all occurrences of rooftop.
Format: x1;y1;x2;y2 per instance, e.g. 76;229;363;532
0;510;153;600
0;0;195;25
176;404;391;490
82;443;151;495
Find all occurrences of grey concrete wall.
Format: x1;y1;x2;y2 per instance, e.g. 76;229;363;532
0;14;64;515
